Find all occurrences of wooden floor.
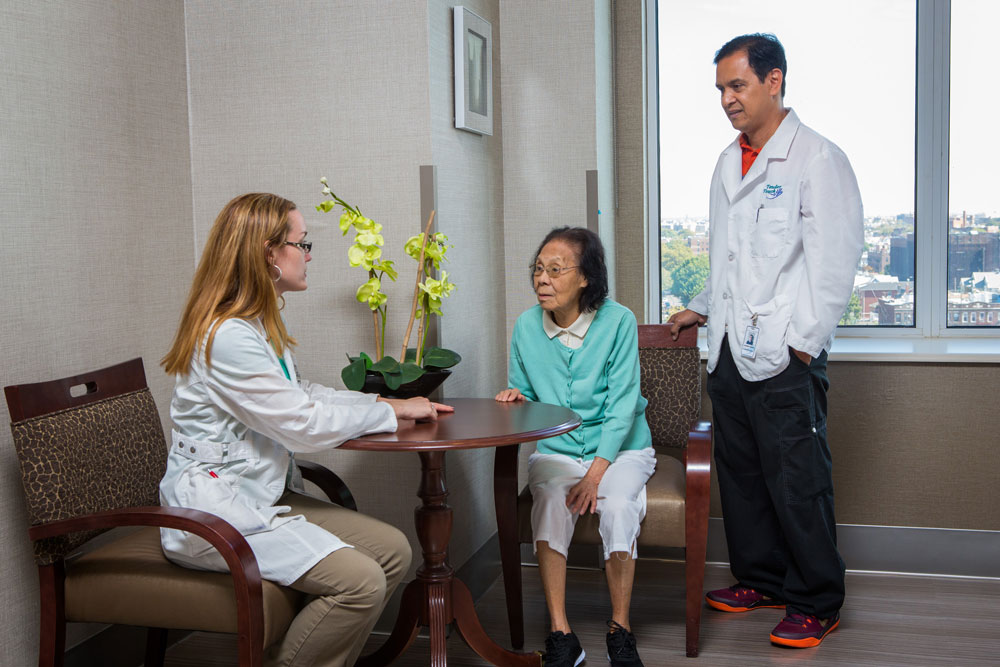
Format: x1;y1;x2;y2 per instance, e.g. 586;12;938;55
163;562;1000;666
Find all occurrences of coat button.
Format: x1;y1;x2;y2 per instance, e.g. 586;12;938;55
723;292;730;299
190;446;197;453
728;252;735;261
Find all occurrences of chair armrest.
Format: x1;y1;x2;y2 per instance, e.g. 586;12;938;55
29;506;265;655
296;460;357;511
683;420;712;475
683;419;712;527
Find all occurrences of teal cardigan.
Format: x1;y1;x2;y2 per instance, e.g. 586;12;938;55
508;299;651;461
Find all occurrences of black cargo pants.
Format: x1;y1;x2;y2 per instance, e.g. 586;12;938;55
707;337;845;619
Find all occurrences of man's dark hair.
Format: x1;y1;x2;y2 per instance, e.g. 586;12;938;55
714;33;787;97
530;226;609;313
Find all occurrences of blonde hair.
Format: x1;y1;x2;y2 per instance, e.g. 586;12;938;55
162;193;298;375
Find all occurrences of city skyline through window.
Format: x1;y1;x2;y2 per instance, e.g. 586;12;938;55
657;1;1000;330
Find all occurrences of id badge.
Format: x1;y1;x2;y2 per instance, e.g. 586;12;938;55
741;325;760;359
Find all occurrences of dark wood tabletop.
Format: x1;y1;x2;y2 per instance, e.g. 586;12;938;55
339;397;581;451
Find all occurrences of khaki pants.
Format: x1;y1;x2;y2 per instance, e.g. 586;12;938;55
264;492;412;667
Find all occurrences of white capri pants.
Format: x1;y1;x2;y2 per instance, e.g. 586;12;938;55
528;447;657;560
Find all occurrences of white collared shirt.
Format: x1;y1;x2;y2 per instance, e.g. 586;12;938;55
542;309;596;349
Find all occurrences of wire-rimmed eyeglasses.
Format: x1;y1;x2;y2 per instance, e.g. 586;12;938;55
530;263;579;278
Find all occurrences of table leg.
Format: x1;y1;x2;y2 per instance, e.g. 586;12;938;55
493;444;525;649
360;449;540;666
453;578;540;666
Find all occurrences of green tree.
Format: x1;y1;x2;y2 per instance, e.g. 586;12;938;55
661;239;694;275
839;292;862;325
671;254;710;304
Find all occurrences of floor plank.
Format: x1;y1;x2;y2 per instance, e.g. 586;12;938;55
163;562;1000;666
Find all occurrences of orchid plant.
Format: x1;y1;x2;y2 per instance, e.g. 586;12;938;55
317;178;460;391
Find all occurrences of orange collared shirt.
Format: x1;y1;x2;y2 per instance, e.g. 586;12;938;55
739;133;760;177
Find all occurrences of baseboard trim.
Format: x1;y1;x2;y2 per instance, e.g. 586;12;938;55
706;518;1000;579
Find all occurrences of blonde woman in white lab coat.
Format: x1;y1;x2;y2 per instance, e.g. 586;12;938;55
160;192;451;666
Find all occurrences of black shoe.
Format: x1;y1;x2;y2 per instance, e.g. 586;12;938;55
543;630;585;667
606;620;644;667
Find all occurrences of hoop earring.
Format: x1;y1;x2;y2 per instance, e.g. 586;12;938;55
271;264;283;282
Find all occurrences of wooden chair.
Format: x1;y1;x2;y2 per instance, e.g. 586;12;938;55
4;358;357;667
495;323;712;657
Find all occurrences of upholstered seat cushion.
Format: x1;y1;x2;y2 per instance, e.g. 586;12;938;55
517;453;686;549
65;527;302;648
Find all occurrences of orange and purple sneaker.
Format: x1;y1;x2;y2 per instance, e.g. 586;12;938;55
705;585;786;612
769;612;840;648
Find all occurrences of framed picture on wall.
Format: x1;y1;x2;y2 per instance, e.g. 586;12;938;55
454;6;493;135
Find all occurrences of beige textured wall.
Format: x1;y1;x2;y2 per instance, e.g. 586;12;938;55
612;0;647;320
0;1;193;662
500;0;599;331
701;361;1000;530
427;0;505;559
184;0;506;575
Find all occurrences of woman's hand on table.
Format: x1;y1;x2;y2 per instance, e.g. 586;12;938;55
566;457;611;515
495;388;526;402
378;397;454;422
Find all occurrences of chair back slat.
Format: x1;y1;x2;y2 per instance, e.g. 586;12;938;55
638;324;701;451
4;359;168;564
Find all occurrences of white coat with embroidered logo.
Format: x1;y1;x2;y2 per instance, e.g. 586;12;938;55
687;109;864;382
159;317;397;585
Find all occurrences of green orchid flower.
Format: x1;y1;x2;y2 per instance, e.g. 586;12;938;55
356;277;387;310
318;179;460;382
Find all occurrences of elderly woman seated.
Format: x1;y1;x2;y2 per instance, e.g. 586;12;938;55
496;227;655;667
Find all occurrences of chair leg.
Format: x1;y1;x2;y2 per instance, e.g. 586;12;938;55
37;562;66;667
684;422;712;657
144;628;168;667
494;444;525;649
685;541;707;657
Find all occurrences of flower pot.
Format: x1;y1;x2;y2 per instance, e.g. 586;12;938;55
360;368;452;399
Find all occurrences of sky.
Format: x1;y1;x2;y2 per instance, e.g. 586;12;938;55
658;0;997;220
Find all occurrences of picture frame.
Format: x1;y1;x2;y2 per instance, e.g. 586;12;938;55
454;6;493;135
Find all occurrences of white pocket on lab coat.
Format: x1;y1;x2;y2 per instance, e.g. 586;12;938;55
171;466;283;557
750;208;790;259
740;295;792;367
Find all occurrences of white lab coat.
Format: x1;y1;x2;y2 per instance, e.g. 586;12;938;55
159;318;397;585
688;109;864;381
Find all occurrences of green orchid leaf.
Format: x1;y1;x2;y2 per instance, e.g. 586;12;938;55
370;356;400;374
399;361;426;384
404;347;419;363
383;370;404;390
341;357;367;391
359;351;374;369
422;347;461;369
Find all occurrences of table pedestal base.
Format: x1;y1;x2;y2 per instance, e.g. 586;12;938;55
357;450;540;667
358;578;539;667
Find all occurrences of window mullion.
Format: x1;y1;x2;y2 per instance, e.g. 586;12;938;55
916;0;951;336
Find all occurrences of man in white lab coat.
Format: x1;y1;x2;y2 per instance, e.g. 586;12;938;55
669;33;863;649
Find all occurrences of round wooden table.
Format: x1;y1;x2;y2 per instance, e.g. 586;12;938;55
341;398;581;667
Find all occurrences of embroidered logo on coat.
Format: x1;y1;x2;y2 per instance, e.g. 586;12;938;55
763;184;783;199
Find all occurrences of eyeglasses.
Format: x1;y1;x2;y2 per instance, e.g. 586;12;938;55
285;241;312;253
531;263;579;278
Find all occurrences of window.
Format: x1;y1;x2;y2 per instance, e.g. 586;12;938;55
947;0;999;328
648;0;1000;339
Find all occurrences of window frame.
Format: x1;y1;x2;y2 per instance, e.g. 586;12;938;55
644;0;1000;358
